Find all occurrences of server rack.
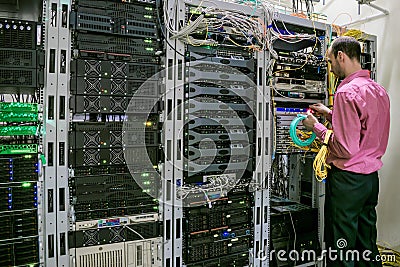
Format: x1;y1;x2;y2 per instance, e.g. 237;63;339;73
0;1;378;266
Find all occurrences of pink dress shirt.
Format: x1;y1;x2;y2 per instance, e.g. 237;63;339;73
313;70;390;174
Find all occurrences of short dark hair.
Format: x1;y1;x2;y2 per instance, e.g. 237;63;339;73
330;36;361;62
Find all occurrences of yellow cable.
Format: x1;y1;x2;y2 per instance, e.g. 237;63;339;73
313;130;333;182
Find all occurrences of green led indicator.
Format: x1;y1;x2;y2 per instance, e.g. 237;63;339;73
102;160;107;164
145;7;153;11
145;47;154;51
24;155;33;159
144;39;153;43
141;173;149;177
240;201;245;204
22;182;31;188
153;206;158;210
144;15;153;19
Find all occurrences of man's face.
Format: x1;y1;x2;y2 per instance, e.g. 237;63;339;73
326;48;345;79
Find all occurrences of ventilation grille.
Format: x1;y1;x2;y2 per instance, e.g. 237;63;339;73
77;246;124;267
72;238;162;267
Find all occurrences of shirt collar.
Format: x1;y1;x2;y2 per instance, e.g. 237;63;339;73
337;69;370;90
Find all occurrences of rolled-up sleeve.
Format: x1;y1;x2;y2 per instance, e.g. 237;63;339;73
313;92;362;159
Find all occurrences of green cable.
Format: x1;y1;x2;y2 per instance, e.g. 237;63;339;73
289;114;316;147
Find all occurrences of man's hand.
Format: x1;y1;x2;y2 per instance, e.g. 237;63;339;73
309;103;330;117
302;113;319;131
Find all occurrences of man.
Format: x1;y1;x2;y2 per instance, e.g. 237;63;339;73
303;36;390;266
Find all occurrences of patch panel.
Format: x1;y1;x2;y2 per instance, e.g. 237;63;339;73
276;51;326;67
274;106;322;154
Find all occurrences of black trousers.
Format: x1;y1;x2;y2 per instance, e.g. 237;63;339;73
324;166;381;267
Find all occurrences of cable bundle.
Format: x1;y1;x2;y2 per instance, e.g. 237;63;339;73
289;114;316;147
313;130;332;182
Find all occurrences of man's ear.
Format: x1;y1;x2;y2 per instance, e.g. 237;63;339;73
337;51;345;62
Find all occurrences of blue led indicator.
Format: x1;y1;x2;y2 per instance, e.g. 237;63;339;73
222;231;230;238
